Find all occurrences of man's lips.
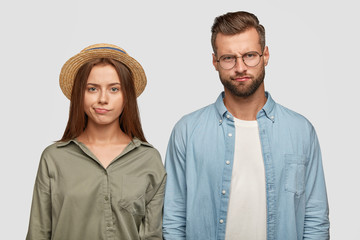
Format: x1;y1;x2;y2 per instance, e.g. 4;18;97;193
232;76;251;82
94;108;110;114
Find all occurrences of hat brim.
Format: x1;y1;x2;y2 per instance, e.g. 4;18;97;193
59;47;146;100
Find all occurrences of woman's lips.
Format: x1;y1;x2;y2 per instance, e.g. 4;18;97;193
94;108;110;114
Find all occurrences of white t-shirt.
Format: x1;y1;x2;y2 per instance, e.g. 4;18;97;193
225;118;267;240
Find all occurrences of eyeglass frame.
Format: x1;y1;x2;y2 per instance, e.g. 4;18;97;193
216;51;264;70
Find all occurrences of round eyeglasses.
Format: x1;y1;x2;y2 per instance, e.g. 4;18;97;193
216;51;263;70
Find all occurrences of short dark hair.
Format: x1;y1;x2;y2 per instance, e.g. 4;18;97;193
211;11;266;55
60;58;146;142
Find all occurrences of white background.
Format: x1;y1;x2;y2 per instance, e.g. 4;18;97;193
1;0;358;239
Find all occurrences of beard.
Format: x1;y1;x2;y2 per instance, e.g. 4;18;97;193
219;66;265;97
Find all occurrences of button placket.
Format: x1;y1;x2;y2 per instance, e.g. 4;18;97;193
103;170;114;236
217;111;235;239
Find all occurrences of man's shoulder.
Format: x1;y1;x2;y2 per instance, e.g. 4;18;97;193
274;102;315;131
174;102;217;130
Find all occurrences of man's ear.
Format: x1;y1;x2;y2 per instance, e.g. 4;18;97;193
212;53;219;71
263;46;269;66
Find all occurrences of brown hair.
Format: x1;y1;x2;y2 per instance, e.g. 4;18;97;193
59;58;147;142
211;11;266;55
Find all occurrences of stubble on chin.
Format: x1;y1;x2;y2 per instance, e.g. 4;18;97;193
219;68;265;98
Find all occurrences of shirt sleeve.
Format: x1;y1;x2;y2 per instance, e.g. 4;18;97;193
303;128;330;239
26;152;52;240
143;173;167;240
163;124;187;240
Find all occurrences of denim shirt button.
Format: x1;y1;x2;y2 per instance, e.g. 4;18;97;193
228;133;232;137
221;190;226;195
219;219;224;224
226;114;230;119
226;160;230;165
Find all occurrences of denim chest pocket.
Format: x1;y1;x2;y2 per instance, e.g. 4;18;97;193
284;154;309;195
118;175;150;216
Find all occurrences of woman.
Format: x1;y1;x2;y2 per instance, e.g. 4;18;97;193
26;44;166;240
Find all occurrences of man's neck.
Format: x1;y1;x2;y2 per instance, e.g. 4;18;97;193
223;87;267;121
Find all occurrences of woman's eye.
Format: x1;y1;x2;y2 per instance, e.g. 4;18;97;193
88;87;97;92
111;87;119;92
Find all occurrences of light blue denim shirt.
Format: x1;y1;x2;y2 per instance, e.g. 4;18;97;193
163;92;329;240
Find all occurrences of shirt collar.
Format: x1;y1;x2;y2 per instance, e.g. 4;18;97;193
56;137;152;148
257;91;276;122
215;91;276;122
215;91;228;118
56;139;76;147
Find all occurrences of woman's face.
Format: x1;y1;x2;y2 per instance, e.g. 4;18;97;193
84;64;124;128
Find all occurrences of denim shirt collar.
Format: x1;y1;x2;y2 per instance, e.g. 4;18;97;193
214;92;228;119
215;91;276;122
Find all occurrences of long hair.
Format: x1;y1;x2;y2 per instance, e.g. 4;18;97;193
59;58;147;142
211;11;266;56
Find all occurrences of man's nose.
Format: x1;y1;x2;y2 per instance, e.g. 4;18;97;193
233;57;248;73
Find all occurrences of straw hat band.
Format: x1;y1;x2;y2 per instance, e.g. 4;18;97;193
86;47;127;54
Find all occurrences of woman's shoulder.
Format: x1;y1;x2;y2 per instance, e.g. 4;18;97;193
132;139;165;169
41;142;61;154
40;140;78;160
136;141;162;160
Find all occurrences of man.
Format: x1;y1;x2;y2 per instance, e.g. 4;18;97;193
163;11;329;240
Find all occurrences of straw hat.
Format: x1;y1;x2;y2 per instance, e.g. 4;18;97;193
59;43;147;100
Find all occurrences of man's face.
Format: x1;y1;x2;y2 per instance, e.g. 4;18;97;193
212;28;269;98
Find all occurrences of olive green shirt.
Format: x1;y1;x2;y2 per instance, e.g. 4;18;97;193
26;139;166;240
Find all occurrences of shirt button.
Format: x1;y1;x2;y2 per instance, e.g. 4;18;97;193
219;219;224;224
228;133;232;137
107;223;111;227
104;196;109;201
222;190;226;195
226;114;230;119
219;119;223;123
226;160;230;165
270;116;274;119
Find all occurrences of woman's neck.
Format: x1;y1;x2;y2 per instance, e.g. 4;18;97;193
78;122;130;145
